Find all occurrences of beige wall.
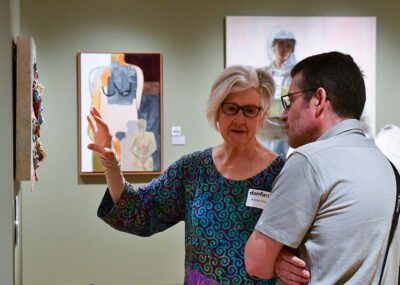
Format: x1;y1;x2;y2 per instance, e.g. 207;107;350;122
17;0;400;284
1;0;16;284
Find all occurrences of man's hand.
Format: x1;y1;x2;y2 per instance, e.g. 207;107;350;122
275;247;310;285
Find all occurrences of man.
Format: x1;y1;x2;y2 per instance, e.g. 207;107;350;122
245;52;399;284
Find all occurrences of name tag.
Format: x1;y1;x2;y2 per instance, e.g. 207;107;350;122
246;189;270;209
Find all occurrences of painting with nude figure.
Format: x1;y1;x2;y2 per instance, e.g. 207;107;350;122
78;52;163;176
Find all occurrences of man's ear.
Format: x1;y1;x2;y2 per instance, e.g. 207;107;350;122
314;87;329;116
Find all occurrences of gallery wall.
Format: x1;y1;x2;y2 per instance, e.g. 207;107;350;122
17;0;400;284
0;0;14;284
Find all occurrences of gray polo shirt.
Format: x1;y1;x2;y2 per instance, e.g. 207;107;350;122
256;119;399;284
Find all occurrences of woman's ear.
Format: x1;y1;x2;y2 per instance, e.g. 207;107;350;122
259;109;267;126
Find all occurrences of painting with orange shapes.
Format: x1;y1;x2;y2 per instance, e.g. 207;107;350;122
78;52;163;176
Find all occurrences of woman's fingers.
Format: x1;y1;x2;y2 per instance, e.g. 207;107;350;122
87;143;114;160
87;142;104;154
91;107;102;118
90;108;109;131
87;114;97;132
87;108;113;154
88;108;110;134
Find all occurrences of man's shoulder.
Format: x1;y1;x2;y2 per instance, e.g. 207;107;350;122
294;132;373;158
293;139;332;158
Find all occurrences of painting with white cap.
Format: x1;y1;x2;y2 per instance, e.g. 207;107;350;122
225;16;376;158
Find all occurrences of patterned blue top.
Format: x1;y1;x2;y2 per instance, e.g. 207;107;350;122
98;148;285;284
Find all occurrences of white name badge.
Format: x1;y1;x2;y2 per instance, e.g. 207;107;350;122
246;189;271;209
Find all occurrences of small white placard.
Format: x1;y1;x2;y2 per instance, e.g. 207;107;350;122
246;189;270;209
172;126;181;136
172;135;185;145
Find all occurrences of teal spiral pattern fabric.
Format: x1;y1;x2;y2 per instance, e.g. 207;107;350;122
98;148;285;284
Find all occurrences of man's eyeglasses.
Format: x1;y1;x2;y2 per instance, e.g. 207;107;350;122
281;89;316;110
221;103;263;118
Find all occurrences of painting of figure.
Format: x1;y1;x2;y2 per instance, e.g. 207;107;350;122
78;52;162;175
226;16;376;157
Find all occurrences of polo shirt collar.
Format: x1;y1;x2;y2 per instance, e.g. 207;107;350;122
318;119;365;141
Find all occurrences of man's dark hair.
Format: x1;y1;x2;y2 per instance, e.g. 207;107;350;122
291;51;366;119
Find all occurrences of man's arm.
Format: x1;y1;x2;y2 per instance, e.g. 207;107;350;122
245;229;284;279
246;153;319;281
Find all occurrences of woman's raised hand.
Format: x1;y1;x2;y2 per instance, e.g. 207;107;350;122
87;108;114;160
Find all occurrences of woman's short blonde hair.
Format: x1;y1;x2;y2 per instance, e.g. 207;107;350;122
206;65;275;130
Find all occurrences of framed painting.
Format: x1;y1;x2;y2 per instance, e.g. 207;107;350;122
225;16;376;157
78;52;163;175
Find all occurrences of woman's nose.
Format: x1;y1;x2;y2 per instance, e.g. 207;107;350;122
232;110;246;123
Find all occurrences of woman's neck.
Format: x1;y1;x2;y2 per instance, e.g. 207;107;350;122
218;140;260;162
212;141;276;180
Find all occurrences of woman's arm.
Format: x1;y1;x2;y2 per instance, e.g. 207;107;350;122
87;107;124;203
88;107;185;236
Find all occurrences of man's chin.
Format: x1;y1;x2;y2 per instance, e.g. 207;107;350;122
287;139;299;149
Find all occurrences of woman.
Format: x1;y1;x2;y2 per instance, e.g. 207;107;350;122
88;65;285;284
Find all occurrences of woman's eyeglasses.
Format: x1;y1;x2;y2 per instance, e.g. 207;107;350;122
221;103;262;118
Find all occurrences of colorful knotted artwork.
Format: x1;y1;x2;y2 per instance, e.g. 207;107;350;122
31;63;46;184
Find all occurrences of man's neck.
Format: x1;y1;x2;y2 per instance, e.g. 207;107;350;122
317;116;347;139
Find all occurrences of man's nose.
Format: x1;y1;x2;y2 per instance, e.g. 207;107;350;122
280;110;288;122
